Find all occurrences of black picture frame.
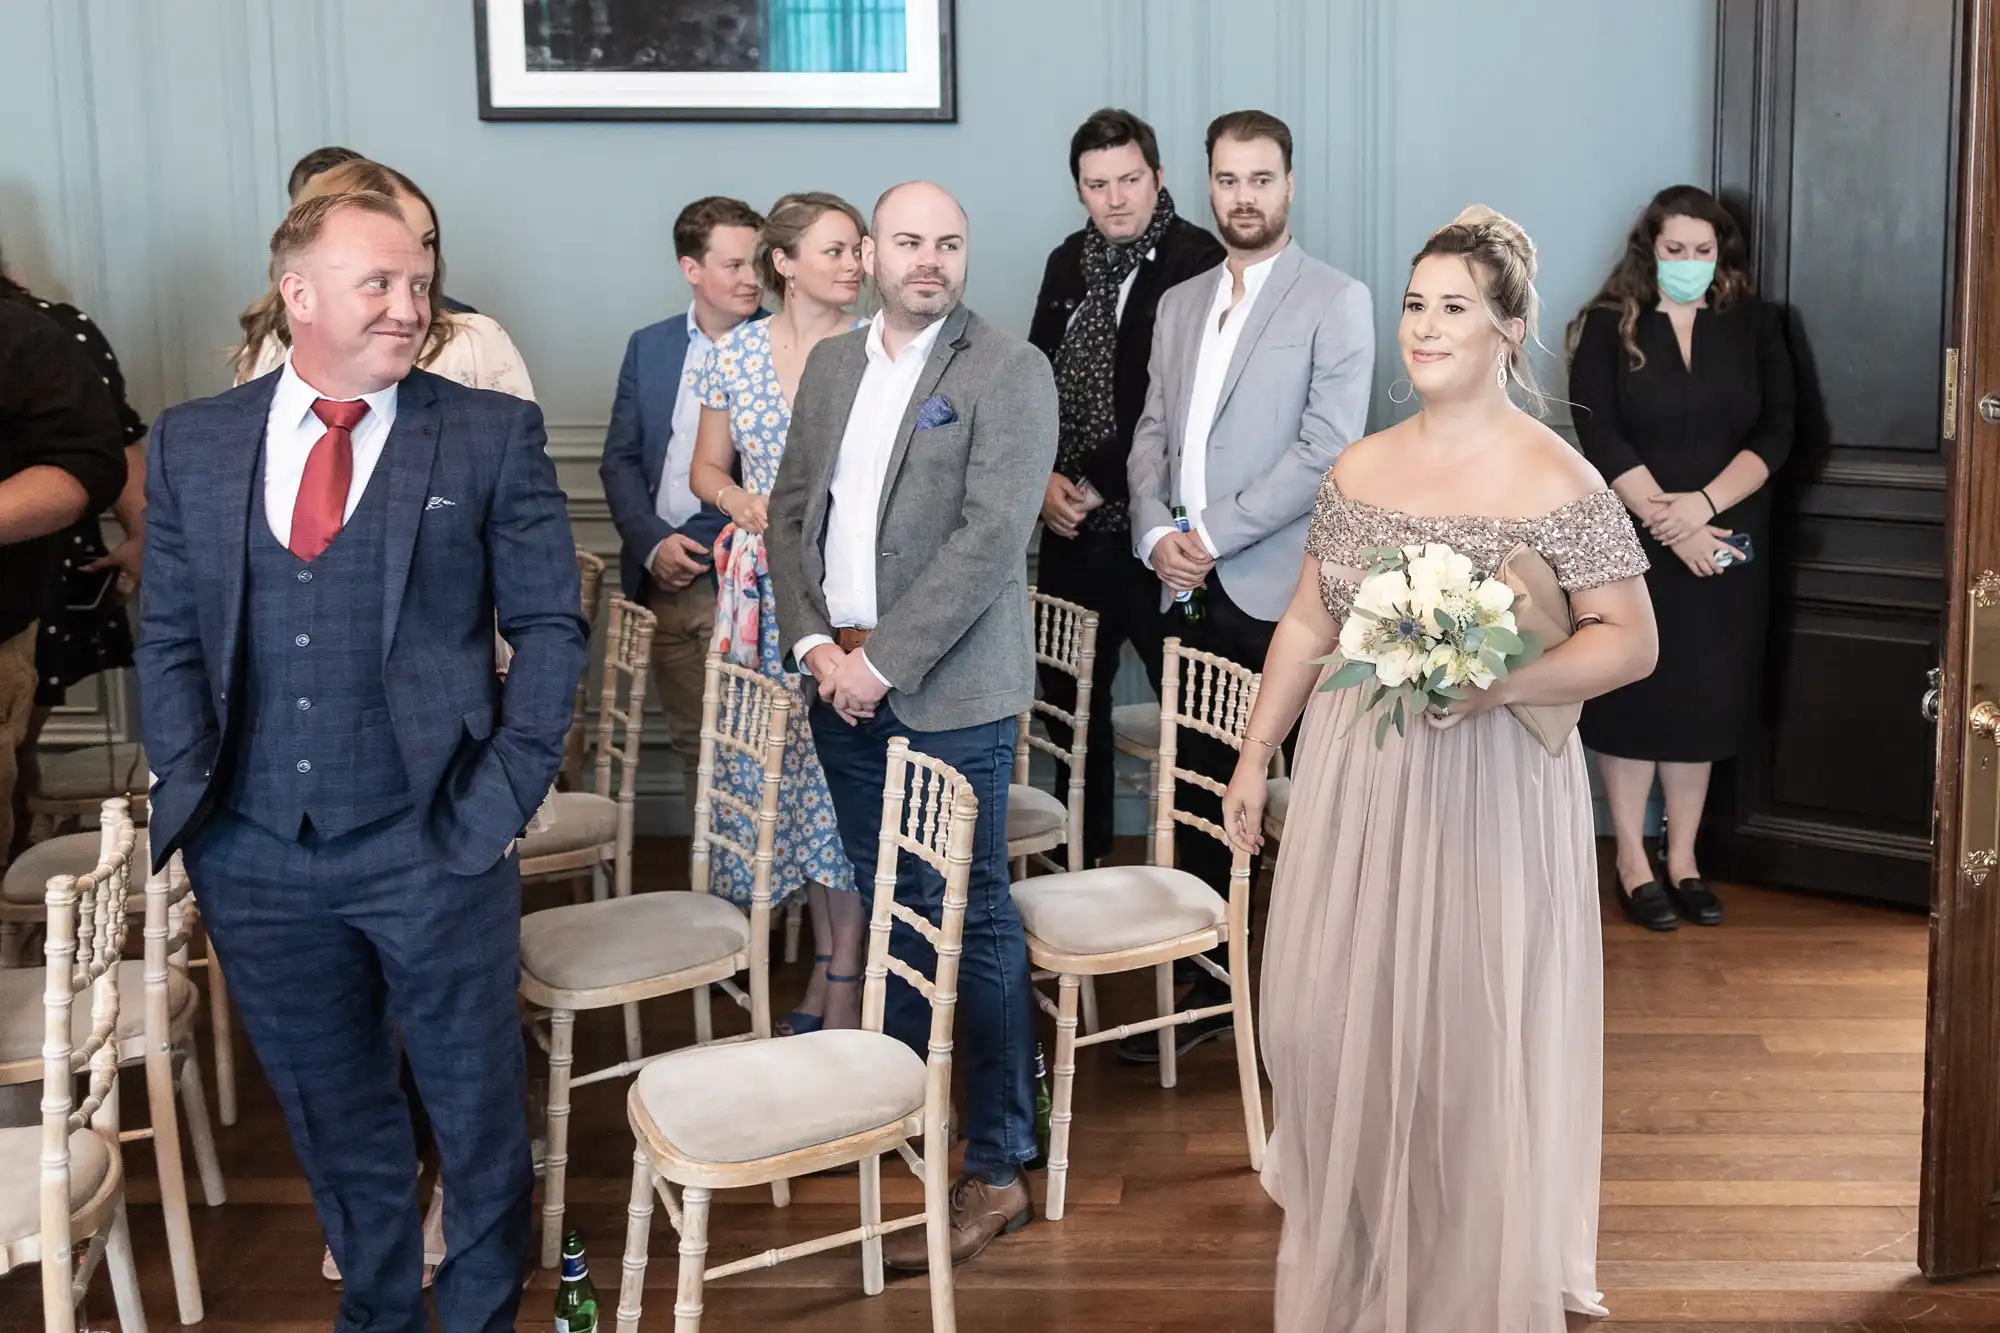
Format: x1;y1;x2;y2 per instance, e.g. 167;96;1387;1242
474;0;957;123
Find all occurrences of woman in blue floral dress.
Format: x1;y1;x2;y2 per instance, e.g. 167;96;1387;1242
690;192;869;1032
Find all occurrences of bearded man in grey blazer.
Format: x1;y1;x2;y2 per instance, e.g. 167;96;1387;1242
766;180;1057;1271
1121;109;1375;1063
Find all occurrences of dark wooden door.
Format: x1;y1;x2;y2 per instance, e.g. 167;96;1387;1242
1922;0;2000;1280
1707;0;1962;908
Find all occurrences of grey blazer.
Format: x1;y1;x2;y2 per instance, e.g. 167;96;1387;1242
767;304;1059;733
1128;241;1375;621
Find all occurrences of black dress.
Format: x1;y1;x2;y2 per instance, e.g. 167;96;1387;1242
9;296;144;707
1572;300;1794;761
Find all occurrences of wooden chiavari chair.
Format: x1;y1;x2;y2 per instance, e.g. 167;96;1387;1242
611;738;977;1332
518;597;653;909
1009;639;1267;1221
0;800;146;1333
1006;590;1098;878
1007;590;1103;1033
3;825;240;1128
0;810;226;1322
560;547;610;790
520;653;789;1269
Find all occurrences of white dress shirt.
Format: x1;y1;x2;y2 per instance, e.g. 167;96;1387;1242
1138;251;1281;568
793;311;948;684
263;359;399;546
654;306;717;535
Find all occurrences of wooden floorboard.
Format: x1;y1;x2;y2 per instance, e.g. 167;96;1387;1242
4;835;1984;1330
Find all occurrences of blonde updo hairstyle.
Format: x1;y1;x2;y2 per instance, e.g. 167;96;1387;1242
755;191;867;305
1409;204;1547;412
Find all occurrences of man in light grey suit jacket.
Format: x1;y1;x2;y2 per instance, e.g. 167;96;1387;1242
767;181;1057;1271
1122;110;1375;1062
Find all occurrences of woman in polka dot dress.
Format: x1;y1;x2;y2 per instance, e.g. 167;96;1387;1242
0;251;149;860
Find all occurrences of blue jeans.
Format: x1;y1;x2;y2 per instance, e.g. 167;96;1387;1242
184;808;532;1333
809;698;1036;1184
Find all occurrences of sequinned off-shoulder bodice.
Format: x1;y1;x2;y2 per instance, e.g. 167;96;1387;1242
1306;473;1650;619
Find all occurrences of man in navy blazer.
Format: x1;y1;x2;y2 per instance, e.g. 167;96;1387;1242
137;191;586;1333
598;195;764;814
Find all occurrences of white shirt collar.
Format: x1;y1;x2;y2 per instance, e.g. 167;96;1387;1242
686;304;718;350
864;310;949;368
273;357;399;432
1217;246;1284;299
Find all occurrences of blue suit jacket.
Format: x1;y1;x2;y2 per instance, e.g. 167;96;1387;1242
598;311;763;601
136;368;589;875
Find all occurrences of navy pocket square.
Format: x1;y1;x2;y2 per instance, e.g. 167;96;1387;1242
913;394;957;431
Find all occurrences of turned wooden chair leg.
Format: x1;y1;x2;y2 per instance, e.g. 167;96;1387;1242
207;939;238;1126
692;983;713;1045
859;1151;884;1295
540;1008;576;1269
1079;976;1101;1036
615;1148;655;1333
149;1041;203;1323
103;1198;148;1333
675;1185;712;1333
1230;931;1266;1171
925;1115;958;1333
177;1046;227;1206
622;1001;643;1063
1156;962;1178;1090
783;898;803;964
1047;974;1081;1221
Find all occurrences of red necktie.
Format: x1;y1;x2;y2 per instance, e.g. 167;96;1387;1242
290;398;370;560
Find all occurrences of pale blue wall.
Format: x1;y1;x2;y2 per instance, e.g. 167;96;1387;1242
0;0;1712;831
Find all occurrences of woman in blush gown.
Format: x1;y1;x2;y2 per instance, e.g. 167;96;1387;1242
1223;207;1659;1332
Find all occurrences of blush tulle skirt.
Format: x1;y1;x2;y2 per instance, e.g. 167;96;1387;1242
1259;679;1607;1332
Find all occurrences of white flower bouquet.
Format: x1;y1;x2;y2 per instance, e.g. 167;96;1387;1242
1317;543;1545;747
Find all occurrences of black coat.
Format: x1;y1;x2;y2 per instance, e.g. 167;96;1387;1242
1027;215;1225;507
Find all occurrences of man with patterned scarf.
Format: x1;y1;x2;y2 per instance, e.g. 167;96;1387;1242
1027;108;1224;869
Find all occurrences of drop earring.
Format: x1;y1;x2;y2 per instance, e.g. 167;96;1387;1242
1388;377;1416;404
1496;354;1509;392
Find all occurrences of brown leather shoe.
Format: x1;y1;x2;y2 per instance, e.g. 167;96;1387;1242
882;1173;1033;1272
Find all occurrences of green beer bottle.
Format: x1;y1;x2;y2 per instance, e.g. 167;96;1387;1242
1026;1043;1053;1171
1170;506;1207;623
555;1228;599;1332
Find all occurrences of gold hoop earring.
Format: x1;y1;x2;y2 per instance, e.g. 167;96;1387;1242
1388;377;1416;405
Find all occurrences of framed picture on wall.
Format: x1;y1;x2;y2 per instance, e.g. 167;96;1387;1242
476;0;956;122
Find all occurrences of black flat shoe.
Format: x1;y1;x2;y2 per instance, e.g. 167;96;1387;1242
1616;879;1679;932
1665;877;1724;926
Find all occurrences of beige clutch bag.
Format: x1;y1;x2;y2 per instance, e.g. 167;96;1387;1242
1494;544;1579;757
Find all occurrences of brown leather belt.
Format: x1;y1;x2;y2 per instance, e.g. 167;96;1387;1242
836;627;871;653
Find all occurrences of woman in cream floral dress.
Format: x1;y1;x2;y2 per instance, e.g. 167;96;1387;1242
1223;208;1659;1332
688;193;867;1033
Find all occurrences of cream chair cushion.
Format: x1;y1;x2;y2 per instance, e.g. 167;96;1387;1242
520;892;749;994
518;791;618;860
1265;777;1291;835
1111;704;1158;758
632;1028;925;1164
0;961;197;1063
0;1124;112;1244
1012;866;1226;956
4;828;151;907
33;743;148;802
1005;784;1067;850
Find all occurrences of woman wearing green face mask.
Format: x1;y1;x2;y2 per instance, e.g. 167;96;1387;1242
1565;184;1796;934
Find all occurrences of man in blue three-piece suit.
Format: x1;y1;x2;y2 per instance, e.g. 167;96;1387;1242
597;195;764;814
136;190;587;1332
